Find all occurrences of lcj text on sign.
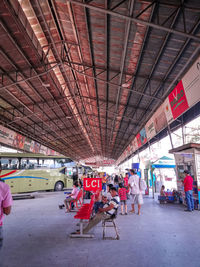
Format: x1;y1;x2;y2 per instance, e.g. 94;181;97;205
83;178;102;191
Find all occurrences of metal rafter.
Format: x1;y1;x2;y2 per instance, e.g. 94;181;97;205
83;1;103;155
66;0;200;42
0;39;80;157
112;2;182;157
58;0;101;153
0;5;89;159
0;97;75;157
105;0;110;156
34;0;94;154
109;0;135;150
111;1;156;158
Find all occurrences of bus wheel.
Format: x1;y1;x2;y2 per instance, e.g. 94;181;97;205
54;181;64;191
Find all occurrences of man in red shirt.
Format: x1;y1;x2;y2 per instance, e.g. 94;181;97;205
183;170;194;212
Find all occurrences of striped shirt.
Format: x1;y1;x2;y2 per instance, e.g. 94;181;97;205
105;196;120;215
118;187;127;201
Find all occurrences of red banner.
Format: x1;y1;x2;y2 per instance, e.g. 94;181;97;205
83;178;102;192
168;80;189;119
136;133;142;148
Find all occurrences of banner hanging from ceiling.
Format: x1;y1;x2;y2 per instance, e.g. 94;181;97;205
168;80;189;120
182;56;200;108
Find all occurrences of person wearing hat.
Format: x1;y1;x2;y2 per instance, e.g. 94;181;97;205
183;170;194;212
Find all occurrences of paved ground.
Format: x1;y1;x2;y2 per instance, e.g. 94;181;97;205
1;191;200;267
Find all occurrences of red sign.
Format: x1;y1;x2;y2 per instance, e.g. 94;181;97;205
168;80;189;119
83;178;102;191
165;177;172;181
136;133;142;148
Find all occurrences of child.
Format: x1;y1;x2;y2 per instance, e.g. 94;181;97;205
118;183;128;215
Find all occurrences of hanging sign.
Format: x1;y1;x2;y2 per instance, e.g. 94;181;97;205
182;56;200;108
168;80;189;120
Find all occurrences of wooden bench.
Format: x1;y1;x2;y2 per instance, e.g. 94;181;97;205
69;194;95;238
158;195;175;203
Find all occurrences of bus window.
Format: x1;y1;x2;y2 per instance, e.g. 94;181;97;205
1;158;19;170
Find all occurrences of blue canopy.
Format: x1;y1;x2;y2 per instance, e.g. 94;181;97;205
151;164;175;168
151;156;175;169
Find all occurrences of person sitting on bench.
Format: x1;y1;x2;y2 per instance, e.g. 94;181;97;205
72;187;119;235
159;185;167;203
64;181;79;212
160;185;166;196
93;193;108;214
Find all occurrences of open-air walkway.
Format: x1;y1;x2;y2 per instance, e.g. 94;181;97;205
1;191;200;267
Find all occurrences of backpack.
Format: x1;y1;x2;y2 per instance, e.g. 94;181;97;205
139;179;147;191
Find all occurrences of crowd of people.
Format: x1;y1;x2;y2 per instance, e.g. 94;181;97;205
0;167;195;246
68;169;145;236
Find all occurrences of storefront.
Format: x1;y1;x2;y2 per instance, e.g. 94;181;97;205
169;143;200;209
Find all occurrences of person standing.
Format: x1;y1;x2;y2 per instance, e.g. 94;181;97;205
0;178;13;249
118;183;128;215
128;169;143;215
183;170;194;212
102;174;107;192
124;173;129;188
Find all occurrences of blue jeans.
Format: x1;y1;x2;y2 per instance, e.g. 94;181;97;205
185;190;194;211
102;183;106;192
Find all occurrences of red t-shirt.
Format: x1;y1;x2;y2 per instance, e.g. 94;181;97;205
183;175;193;192
124;177;129;187
118;187;127;201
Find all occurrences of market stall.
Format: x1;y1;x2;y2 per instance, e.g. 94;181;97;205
169;143;200;209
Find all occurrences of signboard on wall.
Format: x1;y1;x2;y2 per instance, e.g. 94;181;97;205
136;133;142;148
132;138;138;152
153;104;168;133
163;98;173;124
168;80;189;120
0;125;60;156
0;125;16;146
182;56;200;108
145;118;156;141
13;133;26;149
136;128;147;148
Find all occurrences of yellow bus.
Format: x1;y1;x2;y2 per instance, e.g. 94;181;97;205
0;153;73;193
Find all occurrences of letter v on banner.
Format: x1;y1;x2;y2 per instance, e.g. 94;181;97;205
168;80;189;120
83;178;102;191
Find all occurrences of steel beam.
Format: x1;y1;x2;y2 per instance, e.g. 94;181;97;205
66;0;200;42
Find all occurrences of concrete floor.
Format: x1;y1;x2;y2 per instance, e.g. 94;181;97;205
1;191;200;267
